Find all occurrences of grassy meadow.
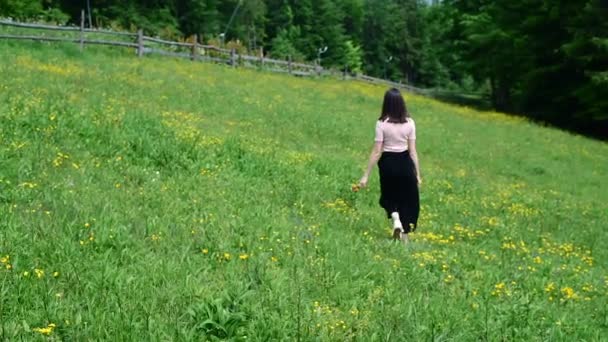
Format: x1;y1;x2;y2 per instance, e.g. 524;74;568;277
1;41;607;340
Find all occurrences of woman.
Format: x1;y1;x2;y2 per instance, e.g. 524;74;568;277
359;88;421;243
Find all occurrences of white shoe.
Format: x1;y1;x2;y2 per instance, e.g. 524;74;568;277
391;212;402;226
390;212;403;240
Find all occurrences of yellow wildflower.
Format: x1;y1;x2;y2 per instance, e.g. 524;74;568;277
34;269;44;279
561;287;578;300
33;323;56;335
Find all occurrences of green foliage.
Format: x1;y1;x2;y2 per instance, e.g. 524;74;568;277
446;0;608;135
0;0;43;20
557;1;608;123
270;26;303;60
343;40;362;74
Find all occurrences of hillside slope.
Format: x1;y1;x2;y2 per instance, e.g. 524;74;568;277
1;42;607;340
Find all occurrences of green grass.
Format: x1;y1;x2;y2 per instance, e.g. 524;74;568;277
1;41;607;341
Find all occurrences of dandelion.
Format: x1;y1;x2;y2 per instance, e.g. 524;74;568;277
19;182;38;189
33;323;56;335
223;253;232;261
502;241;516;250
491;282;510;297
52;152;69;167
202;248;209;255
34;268;45;279
581;255;593;266
239;254;249;260
53;271;60;278
545;282;556;293
0;255;11;270
561;287;578;300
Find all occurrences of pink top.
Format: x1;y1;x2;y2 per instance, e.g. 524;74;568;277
374;118;416;152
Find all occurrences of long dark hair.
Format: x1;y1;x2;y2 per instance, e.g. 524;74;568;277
378;88;410;123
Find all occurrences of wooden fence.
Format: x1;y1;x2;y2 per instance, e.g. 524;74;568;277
0;13;430;94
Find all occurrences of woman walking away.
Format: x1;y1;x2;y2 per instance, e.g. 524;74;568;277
359;88;421;244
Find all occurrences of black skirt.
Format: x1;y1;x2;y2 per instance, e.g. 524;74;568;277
378;151;420;233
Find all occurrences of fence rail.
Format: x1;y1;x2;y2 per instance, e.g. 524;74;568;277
0;15;429;94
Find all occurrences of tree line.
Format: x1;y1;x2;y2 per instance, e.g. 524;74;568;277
1;0;606;137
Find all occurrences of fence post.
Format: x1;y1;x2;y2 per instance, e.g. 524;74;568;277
190;34;198;61
260;47;264;69
137;29;144;57
288;55;293;75
79;9;85;52
230;48;236;67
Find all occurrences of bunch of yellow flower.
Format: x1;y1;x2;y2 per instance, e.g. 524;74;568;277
33;323;56;335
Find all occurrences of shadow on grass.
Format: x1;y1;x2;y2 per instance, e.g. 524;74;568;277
426;90;492;111
427;89;607;141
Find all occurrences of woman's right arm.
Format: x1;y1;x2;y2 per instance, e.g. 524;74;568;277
360;121;384;188
360;142;383;188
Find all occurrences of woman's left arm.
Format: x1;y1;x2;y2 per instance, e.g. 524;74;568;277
360;142;383;188
408;139;421;185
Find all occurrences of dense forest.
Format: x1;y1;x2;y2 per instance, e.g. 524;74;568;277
1;0;606;137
